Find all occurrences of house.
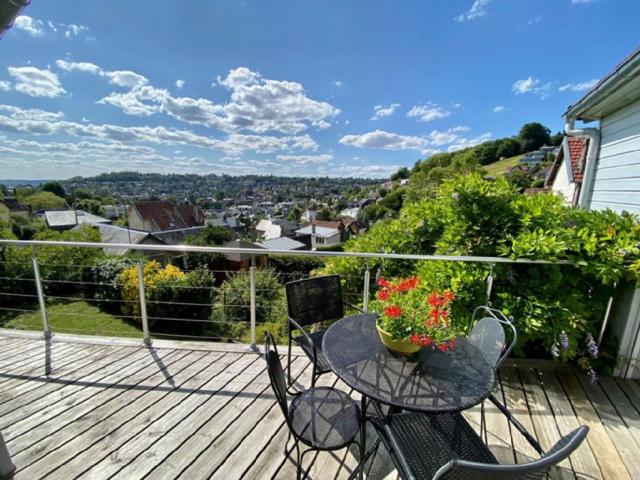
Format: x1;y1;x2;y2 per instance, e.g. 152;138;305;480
128;201;205;232
562;46;640;378
101;205;127;219
255;218;299;240
339;207;360;219
0;198;29;222
81;223;160;256
221;239;268;271
45;210;111;231
546;136;590;204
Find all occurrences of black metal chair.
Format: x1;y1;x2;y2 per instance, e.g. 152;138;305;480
264;332;362;480
285;275;363;389
370;407;588;480
467;305;518;440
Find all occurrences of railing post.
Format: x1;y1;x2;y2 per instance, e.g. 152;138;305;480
31;253;51;339
362;261;371;312
486;263;495;305
136;261;151;345
249;257;257;350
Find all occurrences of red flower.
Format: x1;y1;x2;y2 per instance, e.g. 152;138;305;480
443;290;455;303
448;339;457;349
428;292;439;307
377;290;390;301
377;277;390;288
410;335;420;345
385;305;402;318
438;344;449;352
421;336;433;346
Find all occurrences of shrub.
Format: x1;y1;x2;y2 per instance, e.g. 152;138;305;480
209;268;285;340
87;258;135;313
268;255;324;283
325;173;640;372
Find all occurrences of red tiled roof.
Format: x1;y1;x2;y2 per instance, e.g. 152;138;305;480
310;220;342;229
567;137;589;183
133;201;204;231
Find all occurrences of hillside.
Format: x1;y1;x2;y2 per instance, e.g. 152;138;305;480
483;154;523;176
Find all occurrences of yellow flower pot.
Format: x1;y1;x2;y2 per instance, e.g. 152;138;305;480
376;323;421;356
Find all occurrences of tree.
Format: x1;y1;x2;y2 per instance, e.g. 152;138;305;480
390;167;410;181
317;207;333;221
518;122;551;152
41;182;66;198
476;142;500;166
549;131;564;146
286;206;301;223
189;225;232;246
20;191;66;210
496;138;521;159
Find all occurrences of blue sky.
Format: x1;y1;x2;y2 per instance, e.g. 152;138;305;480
0;0;637;179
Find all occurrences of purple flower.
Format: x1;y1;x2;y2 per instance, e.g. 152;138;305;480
559;331;569;351
586;334;599;359
587;366;598;385
550;343;560;358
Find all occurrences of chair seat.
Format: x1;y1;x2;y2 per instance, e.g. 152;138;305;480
293;330;332;373
289;387;360;450
371;411;498;479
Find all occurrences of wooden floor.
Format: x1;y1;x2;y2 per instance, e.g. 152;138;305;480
0;333;639;480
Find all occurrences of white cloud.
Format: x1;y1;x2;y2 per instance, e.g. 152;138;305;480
455;0;492;22
175;79;186;90
7;66;66;98
512;76;552;99
0;103;318;156
493;105;506;112
333;80;343;87
0;81;10;92
55;59;102;75
407;103;450;122
339;126;487;155
59;61;339;134
526;16;542;25
277;154;333;165
558;79;598;92
371;103;400;120
64;24;90;39
13;16;45;37
572;0;595;4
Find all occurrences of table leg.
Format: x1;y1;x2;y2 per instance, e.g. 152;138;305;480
359;395;366;480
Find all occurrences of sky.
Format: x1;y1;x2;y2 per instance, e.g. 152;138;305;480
0;0;638;180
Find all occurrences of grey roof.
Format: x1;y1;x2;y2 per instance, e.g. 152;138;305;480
0;198;28;212
257;237;306;251
45;210;110;228
150;226;206;245
90;224;150;256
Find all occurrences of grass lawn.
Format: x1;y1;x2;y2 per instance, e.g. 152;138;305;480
4;300;142;338
483;154;523;176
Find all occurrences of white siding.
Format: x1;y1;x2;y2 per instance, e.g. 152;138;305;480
550;157;577;204
590;98;640;214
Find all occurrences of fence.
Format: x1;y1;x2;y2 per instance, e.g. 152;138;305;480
0;239;567;349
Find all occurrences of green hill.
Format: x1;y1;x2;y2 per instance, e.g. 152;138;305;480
483;154;523;177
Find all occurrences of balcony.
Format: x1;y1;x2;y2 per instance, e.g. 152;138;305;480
0;240;638;479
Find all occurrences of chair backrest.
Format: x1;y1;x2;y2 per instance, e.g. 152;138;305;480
264;331;289;420
434;426;589;480
469;306;517;369
285;275;344;328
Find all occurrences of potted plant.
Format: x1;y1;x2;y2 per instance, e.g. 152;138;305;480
370;276;462;356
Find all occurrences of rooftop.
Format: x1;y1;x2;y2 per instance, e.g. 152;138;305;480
1;331;638;479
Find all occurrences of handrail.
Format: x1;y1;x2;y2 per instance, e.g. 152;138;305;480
0;239;568;265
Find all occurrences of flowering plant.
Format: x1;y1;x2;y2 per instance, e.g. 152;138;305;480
371;276;463;351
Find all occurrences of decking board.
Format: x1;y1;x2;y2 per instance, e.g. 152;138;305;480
0;333;636;479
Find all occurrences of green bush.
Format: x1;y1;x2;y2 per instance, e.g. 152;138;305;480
209;268;286;340
325;173;640;372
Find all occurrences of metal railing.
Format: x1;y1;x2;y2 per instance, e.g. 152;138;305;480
0;239;566;349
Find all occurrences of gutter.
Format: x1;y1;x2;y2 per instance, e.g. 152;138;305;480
563;117;601;209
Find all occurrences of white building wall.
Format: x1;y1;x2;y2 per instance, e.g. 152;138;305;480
551;158;577;204
590;98;640;214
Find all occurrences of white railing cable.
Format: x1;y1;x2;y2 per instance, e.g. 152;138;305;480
0;239;566;265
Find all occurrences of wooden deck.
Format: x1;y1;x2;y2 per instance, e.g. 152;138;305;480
0;332;639;479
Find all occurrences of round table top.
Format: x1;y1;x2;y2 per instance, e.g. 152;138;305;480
322;314;496;413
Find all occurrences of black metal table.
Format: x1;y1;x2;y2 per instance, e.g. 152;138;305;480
322;313;496;477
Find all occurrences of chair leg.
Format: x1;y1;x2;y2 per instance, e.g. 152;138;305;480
287;333;293;387
299;447;314;480
480;400;486;443
359;396;366;480
311;361;317;388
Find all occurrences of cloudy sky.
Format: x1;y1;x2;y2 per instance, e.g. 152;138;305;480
0;0;637;179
